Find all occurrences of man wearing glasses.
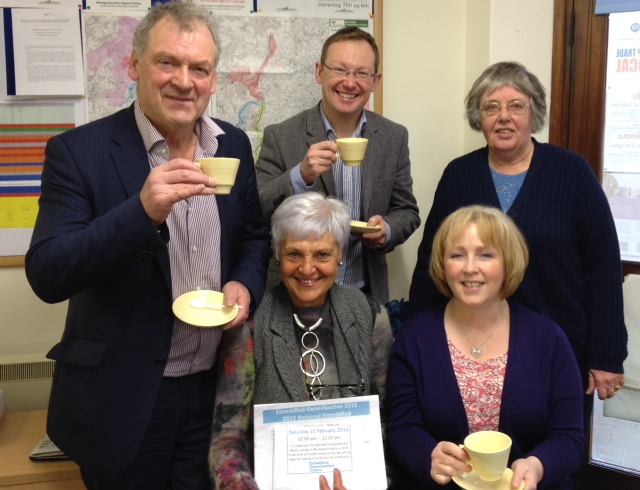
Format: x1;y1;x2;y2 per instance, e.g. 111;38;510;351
256;26;420;305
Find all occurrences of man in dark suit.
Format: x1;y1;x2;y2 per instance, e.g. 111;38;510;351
24;2;270;488
256;27;420;304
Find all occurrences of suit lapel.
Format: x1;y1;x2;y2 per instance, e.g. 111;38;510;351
269;287;308;400
110;108;152;199
109;106;172;291
306;104;337;197
329;289;361;385
359;111;379;219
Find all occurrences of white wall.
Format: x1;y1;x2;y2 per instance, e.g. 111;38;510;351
0;267;67;357
0;0;554;362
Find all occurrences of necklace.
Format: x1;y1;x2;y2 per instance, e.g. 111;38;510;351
452;303;506;359
293;314;325;396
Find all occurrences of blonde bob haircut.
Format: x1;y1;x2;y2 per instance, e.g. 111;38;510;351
429;205;529;300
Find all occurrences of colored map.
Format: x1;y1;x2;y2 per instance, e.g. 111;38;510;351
214;15;328;153
81;13;342;156
82;13;143;122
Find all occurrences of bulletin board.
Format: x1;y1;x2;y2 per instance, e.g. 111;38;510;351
0;0;382;266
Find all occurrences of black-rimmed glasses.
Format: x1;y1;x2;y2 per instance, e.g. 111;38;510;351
322;63;377;81
306;381;365;400
479;100;530;116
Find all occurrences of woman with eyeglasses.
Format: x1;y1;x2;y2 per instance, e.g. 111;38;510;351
407;62;627;452
208;192;393;490
388;205;584;489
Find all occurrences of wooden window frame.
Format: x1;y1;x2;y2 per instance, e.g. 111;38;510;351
551;0;640;276
551;2;640;487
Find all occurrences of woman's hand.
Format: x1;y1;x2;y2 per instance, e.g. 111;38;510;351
430;441;472;485
319;468;348;490
587;369;625;400
511;456;543;490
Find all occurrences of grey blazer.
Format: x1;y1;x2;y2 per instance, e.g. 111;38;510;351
256;102;420;303
252;283;393;406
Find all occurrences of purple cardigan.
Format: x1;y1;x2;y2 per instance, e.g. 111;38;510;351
386;301;584;489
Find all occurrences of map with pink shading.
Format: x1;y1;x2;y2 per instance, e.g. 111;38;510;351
214;15;329;154
83;13;144;122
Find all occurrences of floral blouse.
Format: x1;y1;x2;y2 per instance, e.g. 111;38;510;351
448;339;508;433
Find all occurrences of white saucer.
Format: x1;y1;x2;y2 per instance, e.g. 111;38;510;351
350;220;382;234
172;290;238;327
452;468;524;490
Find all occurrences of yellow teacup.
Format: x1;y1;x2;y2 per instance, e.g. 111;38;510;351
336;138;368;166
460;431;512;482
196;158;240;195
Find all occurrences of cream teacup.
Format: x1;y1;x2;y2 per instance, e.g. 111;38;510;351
460;431;512;482
196;158;240;195
336;138;368;166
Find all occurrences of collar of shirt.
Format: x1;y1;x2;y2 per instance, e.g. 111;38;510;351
133;100;225;157
319;103;367;141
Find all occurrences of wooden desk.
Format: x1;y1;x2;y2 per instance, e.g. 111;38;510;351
0;410;84;489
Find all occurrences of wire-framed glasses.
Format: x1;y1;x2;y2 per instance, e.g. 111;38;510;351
479;100;530;116
306;380;365;401
322;63;377;81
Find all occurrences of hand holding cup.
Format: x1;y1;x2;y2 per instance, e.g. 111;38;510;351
460;431;512;482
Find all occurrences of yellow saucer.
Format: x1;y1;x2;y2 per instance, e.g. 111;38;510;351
172;290;238;327
452;468;524;490
350;220;382;234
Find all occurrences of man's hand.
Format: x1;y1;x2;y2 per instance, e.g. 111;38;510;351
221;281;250;330
362;215;387;250
140;158;216;226
300;141;338;184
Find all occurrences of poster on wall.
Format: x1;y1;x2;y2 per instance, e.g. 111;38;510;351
255;0;373;19
603;11;640;262
9;8;85;96
0;101;78;257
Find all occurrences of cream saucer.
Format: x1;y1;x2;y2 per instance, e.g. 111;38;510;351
350;220;382;234
452;468;524;490
172;290;238;327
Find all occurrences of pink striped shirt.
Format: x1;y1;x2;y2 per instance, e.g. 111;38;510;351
134;102;225;377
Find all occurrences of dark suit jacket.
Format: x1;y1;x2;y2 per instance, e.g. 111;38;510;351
25;105;271;480
256;102;420;303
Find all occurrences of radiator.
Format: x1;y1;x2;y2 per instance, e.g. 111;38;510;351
0;353;54;412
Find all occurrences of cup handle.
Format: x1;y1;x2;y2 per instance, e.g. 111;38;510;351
457;445;471;480
458;444;473;470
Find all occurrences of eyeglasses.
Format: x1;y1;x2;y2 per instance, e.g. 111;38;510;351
479;100;530;117
306;381;365;401
322;63;377;81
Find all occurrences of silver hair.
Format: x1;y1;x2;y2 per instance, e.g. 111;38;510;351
132;0;220;68
271;192;350;260
465;61;547;133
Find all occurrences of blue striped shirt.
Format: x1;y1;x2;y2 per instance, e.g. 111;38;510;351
322;106;366;290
